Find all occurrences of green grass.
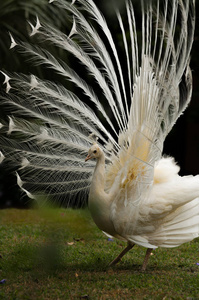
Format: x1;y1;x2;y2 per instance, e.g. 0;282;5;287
0;208;199;299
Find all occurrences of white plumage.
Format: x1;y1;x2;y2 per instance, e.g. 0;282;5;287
0;0;198;270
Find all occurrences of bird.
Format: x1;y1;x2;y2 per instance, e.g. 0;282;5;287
0;0;198;271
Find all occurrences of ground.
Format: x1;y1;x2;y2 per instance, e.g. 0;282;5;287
0;208;199;299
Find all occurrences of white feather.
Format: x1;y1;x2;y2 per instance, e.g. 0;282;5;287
9;32;17;49
0;151;5;163
2;72;10;84
28;16;41;37
7;116;15;135
30;75;39;90
68;18;77;38
16;172;35;199
20;158;30;169
5;82;11;93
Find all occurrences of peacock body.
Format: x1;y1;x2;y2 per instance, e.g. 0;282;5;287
0;0;198;270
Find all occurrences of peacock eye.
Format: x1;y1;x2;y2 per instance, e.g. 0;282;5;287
93;150;97;154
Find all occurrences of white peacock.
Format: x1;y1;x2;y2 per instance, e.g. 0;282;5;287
0;0;198;271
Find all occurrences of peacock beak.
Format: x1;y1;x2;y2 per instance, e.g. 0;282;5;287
85;154;91;162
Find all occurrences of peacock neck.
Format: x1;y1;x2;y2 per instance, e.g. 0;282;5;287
88;150;116;237
90;151;106;196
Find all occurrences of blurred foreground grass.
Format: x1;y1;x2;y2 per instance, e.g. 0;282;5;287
0;208;199;299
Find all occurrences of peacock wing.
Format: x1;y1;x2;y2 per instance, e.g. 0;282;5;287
105;0;195;243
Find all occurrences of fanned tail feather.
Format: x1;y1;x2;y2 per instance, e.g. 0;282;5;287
0;0;195;207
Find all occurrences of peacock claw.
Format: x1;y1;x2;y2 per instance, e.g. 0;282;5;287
109;257;121;267
109;243;135;267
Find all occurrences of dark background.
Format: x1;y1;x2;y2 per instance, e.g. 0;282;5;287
0;0;199;208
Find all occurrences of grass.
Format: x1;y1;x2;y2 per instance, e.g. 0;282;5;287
0;208;199;299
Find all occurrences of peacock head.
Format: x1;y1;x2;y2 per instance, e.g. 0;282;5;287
85;143;102;161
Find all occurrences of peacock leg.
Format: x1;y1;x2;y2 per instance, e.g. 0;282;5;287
109;242;135;266
141;248;153;271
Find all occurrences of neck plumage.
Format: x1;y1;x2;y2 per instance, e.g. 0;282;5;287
90;152;106;196
88;150;116;236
